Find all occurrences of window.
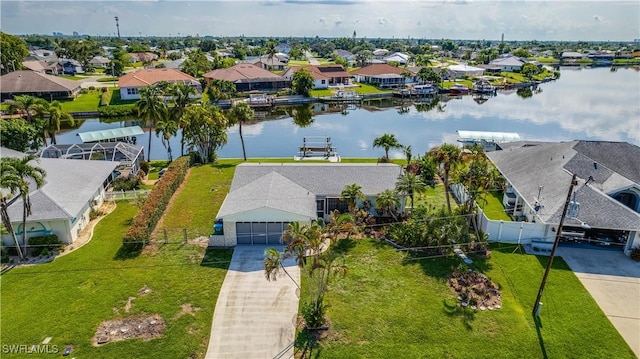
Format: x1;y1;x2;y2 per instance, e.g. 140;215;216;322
326;197;348;214
321;80;326;84
127;88;138;95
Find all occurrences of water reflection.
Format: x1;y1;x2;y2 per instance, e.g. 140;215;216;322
55;67;639;160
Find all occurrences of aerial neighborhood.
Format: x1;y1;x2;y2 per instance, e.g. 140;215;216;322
0;18;639;359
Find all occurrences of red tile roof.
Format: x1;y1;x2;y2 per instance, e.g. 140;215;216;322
203;63;285;83
285;65;351;81
350;63;407;76
118;68;198;87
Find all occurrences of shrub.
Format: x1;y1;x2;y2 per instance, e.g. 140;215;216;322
28;234;63;257
122;156;190;249
631;247;640;262
100;88;113;106
112;176;140;191
88;86;96;91
98;104;136;117
139;161;150;175
89;207;103;220
301;301;326;329
80;88;89;94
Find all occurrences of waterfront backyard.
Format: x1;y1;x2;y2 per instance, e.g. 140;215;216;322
1;159;635;358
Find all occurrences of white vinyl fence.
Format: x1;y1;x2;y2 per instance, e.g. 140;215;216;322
104;189;150;201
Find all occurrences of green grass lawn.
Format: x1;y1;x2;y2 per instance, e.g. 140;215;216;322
59;75;88;81
314;239;635;358
59;91;102;112
413;184;453;212
288;60;311;66
478;191;512;221
0;202;232;359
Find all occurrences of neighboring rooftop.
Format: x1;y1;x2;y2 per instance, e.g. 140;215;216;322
118;68;199;88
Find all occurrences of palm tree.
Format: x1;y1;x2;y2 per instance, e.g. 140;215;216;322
395;172;426;214
168;82;196;156
373;133;402;161
154;116;179;162
228;102;255;161
137;85;168;161
265;42;277;71
340;183;365;213
324;210;358;245
375;189;400;220
6;95;47;123
1;155;46;256
403;145;413;167
0;162;26;261
428;143;461;213
35;101;75;145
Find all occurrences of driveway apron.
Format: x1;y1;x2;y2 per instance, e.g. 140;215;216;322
206;245;300;359
557;246;640;357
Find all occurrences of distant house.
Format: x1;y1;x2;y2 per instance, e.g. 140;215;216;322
562;52;585;60
446;64;484;79
203;63;290;92
211;163;405;246
128;52;159;63
0;70;81;101
275;43;291;54
350;63;414;89
383;52;410;65
251;55;288;71
485;141;640;256
215;50;235;58
89;56;111;68
0;147;119;247
489;56;525;71
21;60;62;75
25;48;58;63
117;68;202;100
60;59;83;75
281;65;351;89
372;49;389;59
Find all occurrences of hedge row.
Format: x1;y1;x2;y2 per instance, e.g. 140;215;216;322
28;234;63;256
97;104;136;118
100;89;113;106
122;156;190;250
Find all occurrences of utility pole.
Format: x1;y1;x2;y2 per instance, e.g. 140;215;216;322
532;173;577;317
115;16;120;38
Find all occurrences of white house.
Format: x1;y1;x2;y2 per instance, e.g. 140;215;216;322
446;64;484;79
486;141;640;256
489;56;525;71
281;65;351;89
0;147;119;247
118;68;202;100
210;163;404;246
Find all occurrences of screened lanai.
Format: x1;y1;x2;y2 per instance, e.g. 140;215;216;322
37;142;144;176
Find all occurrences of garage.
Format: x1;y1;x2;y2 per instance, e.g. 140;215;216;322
236;222;290;245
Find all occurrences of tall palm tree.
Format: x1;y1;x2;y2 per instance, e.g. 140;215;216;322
228;102;255;161
0;162;26;261
375;189;400;220
340;183;365;213
35;100;75;145
324;211;358;244
6;95;47;123
1;155;46;256
395;172;426;214
154;116;179;162
137;85;168;161
373;133;402;161
168;82;196;156
265;42;277;71
428;143;461;213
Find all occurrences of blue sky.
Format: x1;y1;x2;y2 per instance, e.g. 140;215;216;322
1;1;639;41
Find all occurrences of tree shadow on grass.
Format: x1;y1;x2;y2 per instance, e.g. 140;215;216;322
200;247;234;269
400;250;462;281
333;237;356;255
442;297;476;330
113;242;143;260
533;315;549;359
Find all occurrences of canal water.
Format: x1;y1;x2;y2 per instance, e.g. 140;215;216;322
56;67;640;161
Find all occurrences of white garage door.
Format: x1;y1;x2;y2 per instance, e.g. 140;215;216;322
236;222;289;245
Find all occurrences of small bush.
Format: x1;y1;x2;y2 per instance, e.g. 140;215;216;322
139;161;150;175
89;207;103;220
301;301;326;329
88;86;96;91
631;247;640;262
80;88;89;94
112;176;140;191
98;104;136;117
100;88;113;106
28;234;62;257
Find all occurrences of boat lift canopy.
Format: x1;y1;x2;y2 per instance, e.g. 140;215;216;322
78;126;144;143
457;130;520;143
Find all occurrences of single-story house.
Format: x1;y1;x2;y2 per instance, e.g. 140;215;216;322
0;70;81;101
60;59;83;75
485;141;640;256
21;60;62;75
332;49;356;65
350;64;415;89
372;49;389;59
128;52;159;63
25;48;58;63
281;65;351;89
384;52;410;65
0;147;120;247
118;68;202;100
251;55;288;71
446;64;485;79
562;52;585;60
489;56;525;71
89;56;111;68
203;63;290;92
211;163;404;246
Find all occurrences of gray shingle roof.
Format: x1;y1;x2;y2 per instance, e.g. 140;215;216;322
1;148;119;221
231;163;403;196
487;141;640;230
217;172;316;219
0;70;80;94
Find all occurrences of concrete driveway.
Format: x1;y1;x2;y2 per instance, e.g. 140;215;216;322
557;246;640;357
206;245;300;359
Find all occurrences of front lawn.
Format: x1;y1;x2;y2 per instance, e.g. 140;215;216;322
316;239;635;358
478;191;512;221
413;184;453;212
0;202;232;359
59;90;102;112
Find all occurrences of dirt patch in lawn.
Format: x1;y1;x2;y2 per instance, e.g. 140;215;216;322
448;269;502;310
174;303;201;319
93;314;165;346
